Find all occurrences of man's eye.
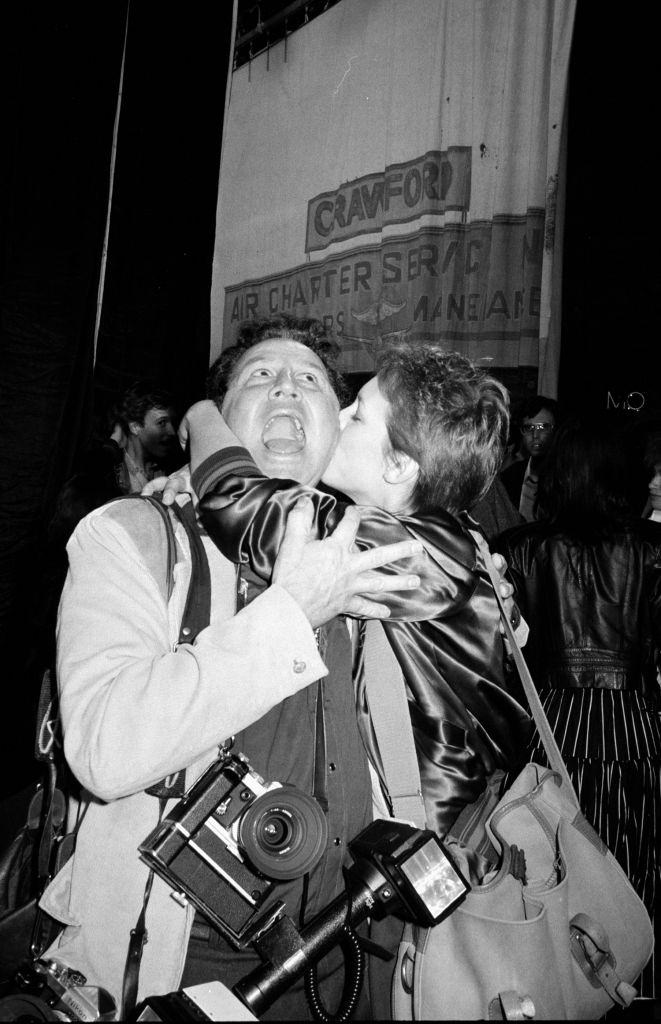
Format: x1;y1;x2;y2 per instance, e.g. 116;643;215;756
251;368;272;378
298;372;318;384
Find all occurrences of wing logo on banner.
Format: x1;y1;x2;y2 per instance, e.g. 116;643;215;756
344;298;410;356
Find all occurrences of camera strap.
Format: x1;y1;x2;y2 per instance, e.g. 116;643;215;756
121;797;167;1019
312;678;329;814
120;496;212;1013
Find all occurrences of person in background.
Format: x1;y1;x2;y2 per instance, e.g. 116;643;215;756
108;380;181;493
470;475;524;542
39;382;184;681
495;412;661;999
500;394;559;520
643;432;661;523
49;381;182;552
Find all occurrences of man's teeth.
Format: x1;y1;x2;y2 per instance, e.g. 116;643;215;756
263;414;303;432
262;414;306;453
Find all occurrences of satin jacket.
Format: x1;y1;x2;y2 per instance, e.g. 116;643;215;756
495;519;661;696
194;448;533;837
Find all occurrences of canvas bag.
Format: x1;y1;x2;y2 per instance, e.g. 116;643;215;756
0;671;70;982
363;532;654;1021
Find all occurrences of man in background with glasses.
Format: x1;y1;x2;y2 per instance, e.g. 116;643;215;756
500;395;559;520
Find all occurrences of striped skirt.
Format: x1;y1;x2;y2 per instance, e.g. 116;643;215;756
526;687;660;999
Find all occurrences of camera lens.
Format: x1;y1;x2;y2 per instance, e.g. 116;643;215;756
237;785;328;880
0;994;60;1020
260;812;293;849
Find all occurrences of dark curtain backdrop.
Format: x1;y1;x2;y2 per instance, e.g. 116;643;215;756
0;1;231;790
558;4;660;417
93;2;230;420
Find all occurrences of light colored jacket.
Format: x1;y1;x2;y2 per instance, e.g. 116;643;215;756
40;498;327;1007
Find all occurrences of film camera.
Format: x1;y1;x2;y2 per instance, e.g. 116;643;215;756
0;958;117;1021
138;748;470;1019
139;749;329;947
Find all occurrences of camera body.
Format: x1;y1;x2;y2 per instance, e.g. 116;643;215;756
139;750;328;948
0;958;116;1021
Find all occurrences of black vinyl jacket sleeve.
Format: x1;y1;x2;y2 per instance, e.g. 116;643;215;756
193;447;532;837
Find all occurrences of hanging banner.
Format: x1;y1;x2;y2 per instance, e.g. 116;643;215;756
211;0;576;393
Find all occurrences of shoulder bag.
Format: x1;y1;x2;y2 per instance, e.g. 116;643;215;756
363;532;653;1020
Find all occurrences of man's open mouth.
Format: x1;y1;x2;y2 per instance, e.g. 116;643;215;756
261;413;306;454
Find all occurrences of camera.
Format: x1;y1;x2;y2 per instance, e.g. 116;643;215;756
138;817;470;1020
234;816;470;1016
139;750;328;947
0;958;116;1021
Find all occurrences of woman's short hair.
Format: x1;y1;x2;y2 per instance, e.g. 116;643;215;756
207;315;349;407
376;345;510;516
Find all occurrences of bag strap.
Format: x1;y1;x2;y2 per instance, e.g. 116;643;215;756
169;499;212;646
29;668;88;958
469;529;578;803
363;528;580;825
135;495;212;643
137;497;211;799
362;621;426;828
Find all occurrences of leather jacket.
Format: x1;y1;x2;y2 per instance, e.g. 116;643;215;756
495;519;661;697
194;448;533;837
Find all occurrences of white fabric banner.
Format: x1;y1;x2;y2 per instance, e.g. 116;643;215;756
211;0;576;394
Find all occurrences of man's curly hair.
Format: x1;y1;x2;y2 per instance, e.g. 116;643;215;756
114;380;175;431
206;314;349;408
376;345;510;516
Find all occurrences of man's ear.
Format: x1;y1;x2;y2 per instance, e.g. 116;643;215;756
383;448;419;486
128;420;142;436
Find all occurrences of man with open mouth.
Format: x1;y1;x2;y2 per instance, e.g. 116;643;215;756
41;314;421;1020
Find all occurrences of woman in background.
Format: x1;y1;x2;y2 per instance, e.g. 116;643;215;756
495;413;661;998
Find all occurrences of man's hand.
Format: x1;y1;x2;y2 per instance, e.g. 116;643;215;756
142;465;193;505
273;497;422;627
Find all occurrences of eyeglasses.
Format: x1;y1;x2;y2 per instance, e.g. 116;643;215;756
521;423;554;435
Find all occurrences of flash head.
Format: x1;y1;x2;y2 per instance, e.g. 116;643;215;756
349;818;470;926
